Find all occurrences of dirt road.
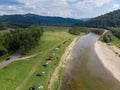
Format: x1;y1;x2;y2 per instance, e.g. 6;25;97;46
0;51;44;69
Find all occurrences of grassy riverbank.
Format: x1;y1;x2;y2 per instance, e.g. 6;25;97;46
0;28;75;90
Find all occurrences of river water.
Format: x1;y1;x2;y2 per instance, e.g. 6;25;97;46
60;32;120;90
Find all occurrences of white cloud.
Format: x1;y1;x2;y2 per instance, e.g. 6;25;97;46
16;0;73;17
7;6;17;10
0;0;119;18
74;0;111;9
113;4;120;10
0;5;16;11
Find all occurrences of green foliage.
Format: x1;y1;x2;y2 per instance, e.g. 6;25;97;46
0;30;75;90
110;28;120;39
102;29;120;48
91;29;104;35
0;33;6;56
0;23;8;30
41;26;70;32
69;27;90;35
9;23;30;28
0;14;80;26
102;31;114;43
111;36;120;48
74;9;120;28
3;26;44;53
0;33;4;49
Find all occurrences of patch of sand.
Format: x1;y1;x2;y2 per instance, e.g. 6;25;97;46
95;41;120;82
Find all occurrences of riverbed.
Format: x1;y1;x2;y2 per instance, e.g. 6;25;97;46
60;32;120;90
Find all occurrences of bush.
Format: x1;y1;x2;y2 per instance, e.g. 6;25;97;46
91;29;104;35
69;27;90;35
0;50;6;56
102;31;114;43
110;28;120;39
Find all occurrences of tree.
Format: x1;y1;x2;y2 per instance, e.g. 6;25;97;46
3;26;44;53
102;31;114;43
69;27;90;35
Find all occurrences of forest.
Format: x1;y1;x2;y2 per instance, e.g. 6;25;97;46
68;26;120;48
0;14;81;26
0;26;43;56
69;27;90;35
74;9;120;28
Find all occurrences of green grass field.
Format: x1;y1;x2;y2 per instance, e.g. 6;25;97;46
0;29;75;90
111;37;120;48
101;35;120;48
41;26;70;31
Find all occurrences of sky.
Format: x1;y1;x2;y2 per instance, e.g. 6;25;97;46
0;0;120;18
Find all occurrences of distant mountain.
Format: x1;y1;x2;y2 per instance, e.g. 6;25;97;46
79;18;91;21
0;13;81;26
74;9;120;28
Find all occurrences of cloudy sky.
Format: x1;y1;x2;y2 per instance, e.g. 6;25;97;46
0;0;120;18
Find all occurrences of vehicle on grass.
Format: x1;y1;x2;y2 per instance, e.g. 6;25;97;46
5;58;10;61
29;86;36;90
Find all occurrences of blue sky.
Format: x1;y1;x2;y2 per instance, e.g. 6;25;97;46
0;0;120;18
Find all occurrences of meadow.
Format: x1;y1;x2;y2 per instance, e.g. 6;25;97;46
0;27;75;90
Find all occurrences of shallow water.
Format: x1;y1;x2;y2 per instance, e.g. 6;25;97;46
60;33;120;90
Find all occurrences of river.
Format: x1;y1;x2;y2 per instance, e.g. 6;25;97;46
60;32;120;90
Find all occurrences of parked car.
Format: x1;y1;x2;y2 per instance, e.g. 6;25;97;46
36;73;43;77
29;86;36;90
5;58;10;61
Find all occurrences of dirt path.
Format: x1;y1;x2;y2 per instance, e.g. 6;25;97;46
0;41;67;69
16;59;40;90
16;37;78;90
48;37;79;90
0;51;44;69
15;48;51;90
15;50;50;90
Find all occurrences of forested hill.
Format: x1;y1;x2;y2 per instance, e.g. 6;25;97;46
74;9;120;28
0;14;81;26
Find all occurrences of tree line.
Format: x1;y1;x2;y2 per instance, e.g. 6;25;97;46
1;26;43;54
69;27;90;35
69;26;119;44
102;31;114;43
0;23;9;30
73;10;120;28
110;28;120;38
102;28;120;43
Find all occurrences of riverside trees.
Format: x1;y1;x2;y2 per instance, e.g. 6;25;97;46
102;31;114;43
3;26;43;53
69;27;90;35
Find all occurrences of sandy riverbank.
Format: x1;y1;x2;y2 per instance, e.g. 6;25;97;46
95;41;120;82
